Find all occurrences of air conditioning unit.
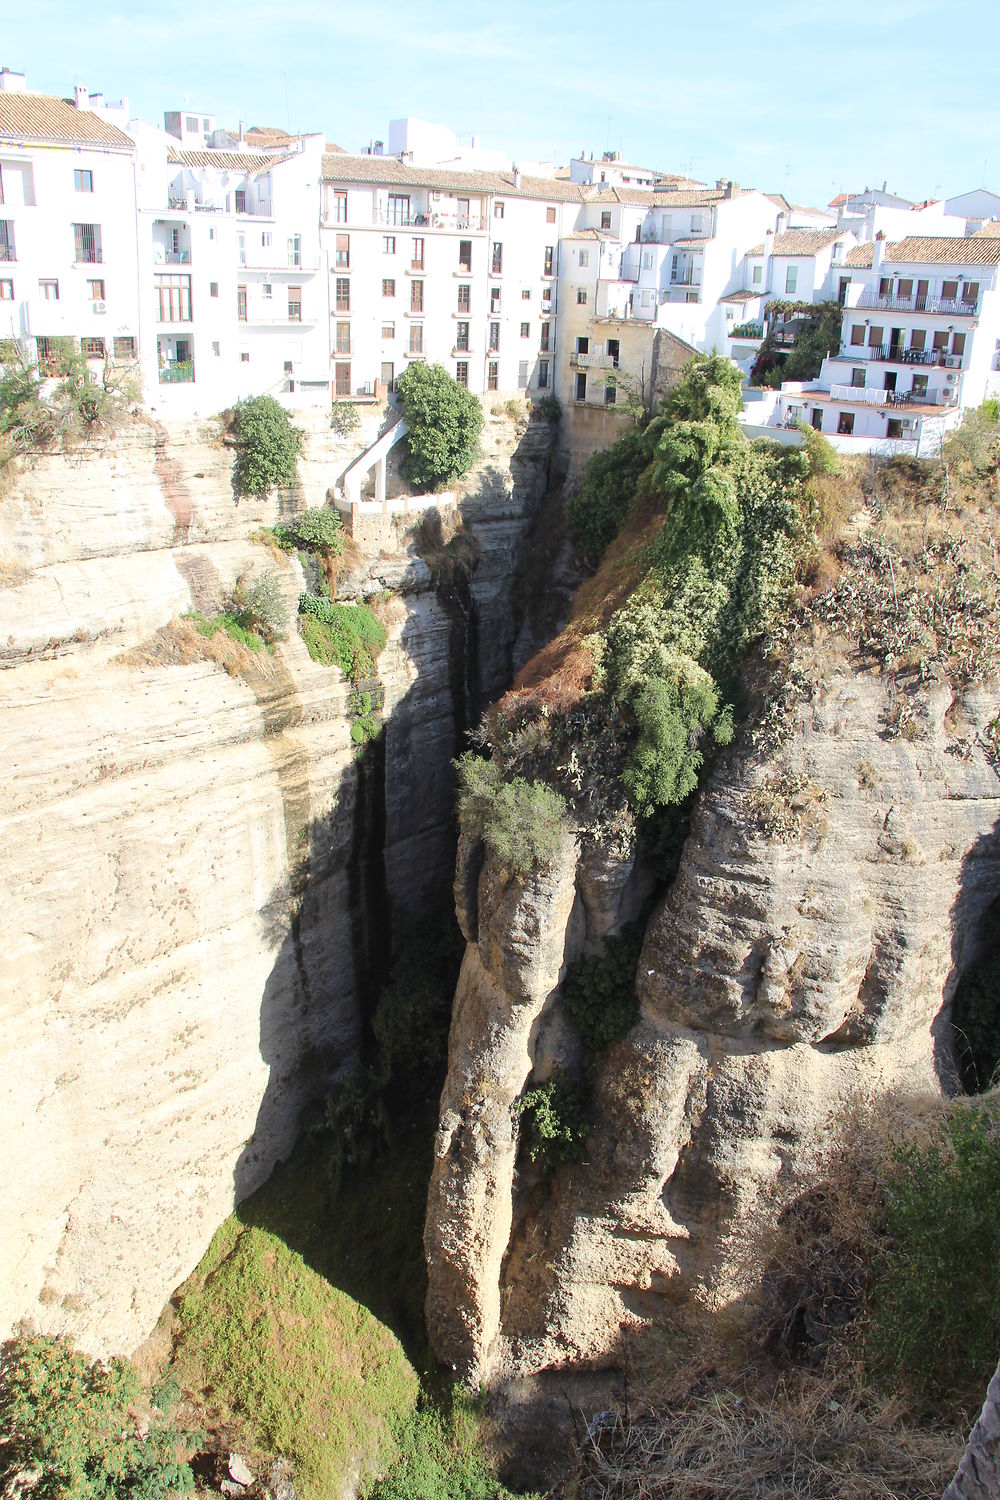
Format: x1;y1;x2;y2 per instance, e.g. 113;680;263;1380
92;300;106;314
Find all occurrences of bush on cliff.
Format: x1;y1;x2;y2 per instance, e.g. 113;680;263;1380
456;753;570;878
565;423;660;567
269;506;344;556
396;363;483;492
0;1333;196;1498
231;395;302;497
298;596;386;679
561;924;643;1053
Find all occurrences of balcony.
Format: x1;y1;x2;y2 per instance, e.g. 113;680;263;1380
856;289;980;316
0;229;15;262
829;383;954;408
670;270;697;286
159;361;195;384
839;345;960;367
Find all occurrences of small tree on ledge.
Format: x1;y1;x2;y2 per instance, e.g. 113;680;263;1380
396;362;483;492
231;395;302;497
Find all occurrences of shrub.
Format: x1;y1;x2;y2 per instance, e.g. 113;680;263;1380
231;395;302;497
367;1394;530;1500
565;425;657;567
516;1070;589;1171
455;753;569;878
189;609;268;652
396;363;483;491
561;925;643;1052
371;918;465;1103
229;568;288;644
271;507;344;556
330;401;361;436
622;658;733;817
533;393;561;423
0;1333;195;1499
863;1102;1000;1414
298;596;387;679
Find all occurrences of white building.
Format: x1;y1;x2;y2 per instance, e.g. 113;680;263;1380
318;156;581;400
944;187;1000;233
748;235;1000;455
0;72;141;374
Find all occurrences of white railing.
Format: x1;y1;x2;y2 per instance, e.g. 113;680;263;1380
829;385;893;404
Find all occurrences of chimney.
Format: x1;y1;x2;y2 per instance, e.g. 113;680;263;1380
74;82;88;110
512;164;522;190
725;179;738;198
0;68;28;93
873;230;886;273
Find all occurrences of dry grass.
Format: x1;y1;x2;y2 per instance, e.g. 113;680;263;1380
0;555;29;587
114;617;277;679
571;1374;961;1500
369;590;407;635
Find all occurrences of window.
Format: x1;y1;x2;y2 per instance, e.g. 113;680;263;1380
642;251;653;269
411;236;424;269
209;227;215;240
235;189;247;214
491;242;503;274
335;277;350;311
113;335;136;359
546;206;556;224
381;361;395;390
494;201;504;219
213;342;221;357
81;336;105;359
576;337;589;355
605;379;617;406
387;193;410;226
869;326;884;348
408;324;423;354
887;419;903;439
490;287;501;313
0;279;12;299
963;281;980;306
73;223;102;263
575;372;587;402
74;168;93;193
202;118;210;132
288;285;302;321
601;210;611;229
335;321;350;354
537;360;549;389
941;279;958;301
851;367;865;388
489;321;500;351
518;360;528;389
336;233;350;268
382;278;395;297
837;411;855;435
381;322;395;339
539;323;550;352
578;249;589;267
952;331;967;357
238;232;246;265
39;279;59;300
849;325;865;346
785;265;798;294
459;239;472;272
261;231;272;247
544;246;553;276
932;329;949;352
487;360;499;391
912;374;928;396
456;361;469;387
333;190;348;223
456;197;470;221
287;235;301;267
0;221;14;261
262;282;272;298
457;283;471;312
520;321;530;338
205;280;217;299
383;235;395;254
576;288;587;305
456;321;469;351
909;328;926;351
155;273;191;322
751;264;762;285
237;285;247;320
606;338;619;367
335;363;351;397
410;280;424;312
185;115;198;133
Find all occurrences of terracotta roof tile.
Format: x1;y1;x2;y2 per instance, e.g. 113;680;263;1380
566;227;616;240
885;235;1000;265
671;236;711;249
167;146;288;172
0;92;134;149
319;153;586;201
972;220;1000;237
844;243;875;267
767;228;845;256
719;288;759;303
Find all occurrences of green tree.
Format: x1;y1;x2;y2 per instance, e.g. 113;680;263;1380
396;363;483;491
231;395;302;497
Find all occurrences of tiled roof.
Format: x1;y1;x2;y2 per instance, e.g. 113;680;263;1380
0;92;134;149
167;146;288;172
319;153;587;201
566;227;616;240
671;236;711;249
885;235;1000;265
767;192;791;211
766;228;845;256
245;125;296;145
844;243;875;267
971;220;1000;237
653;187;734;206
719;288;759;303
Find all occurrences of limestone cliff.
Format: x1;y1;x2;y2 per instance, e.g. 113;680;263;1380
0;404;553;1357
425;658;1000;1471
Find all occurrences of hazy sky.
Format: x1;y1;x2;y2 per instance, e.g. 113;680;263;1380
6;0;999;208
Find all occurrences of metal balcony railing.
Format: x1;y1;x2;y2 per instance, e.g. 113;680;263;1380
855;289;980;316
159;362;195;384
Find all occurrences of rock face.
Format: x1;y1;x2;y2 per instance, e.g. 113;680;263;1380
0;405;553;1357
424;666;1000;1472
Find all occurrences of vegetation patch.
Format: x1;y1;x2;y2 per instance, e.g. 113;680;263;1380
173;1219;418;1500
455;753;570;878
396;363;483;491
266;506;344;557
951;902;1000;1092
561;925;643;1053
0;1332;197;1499
298;596;387;679
230;395;302;498
516;1070;589;1172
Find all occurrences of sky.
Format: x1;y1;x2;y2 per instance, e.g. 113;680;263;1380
4;0;999;208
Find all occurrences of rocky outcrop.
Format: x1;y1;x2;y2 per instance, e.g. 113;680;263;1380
425;665;1000;1473
1;404;554;1357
